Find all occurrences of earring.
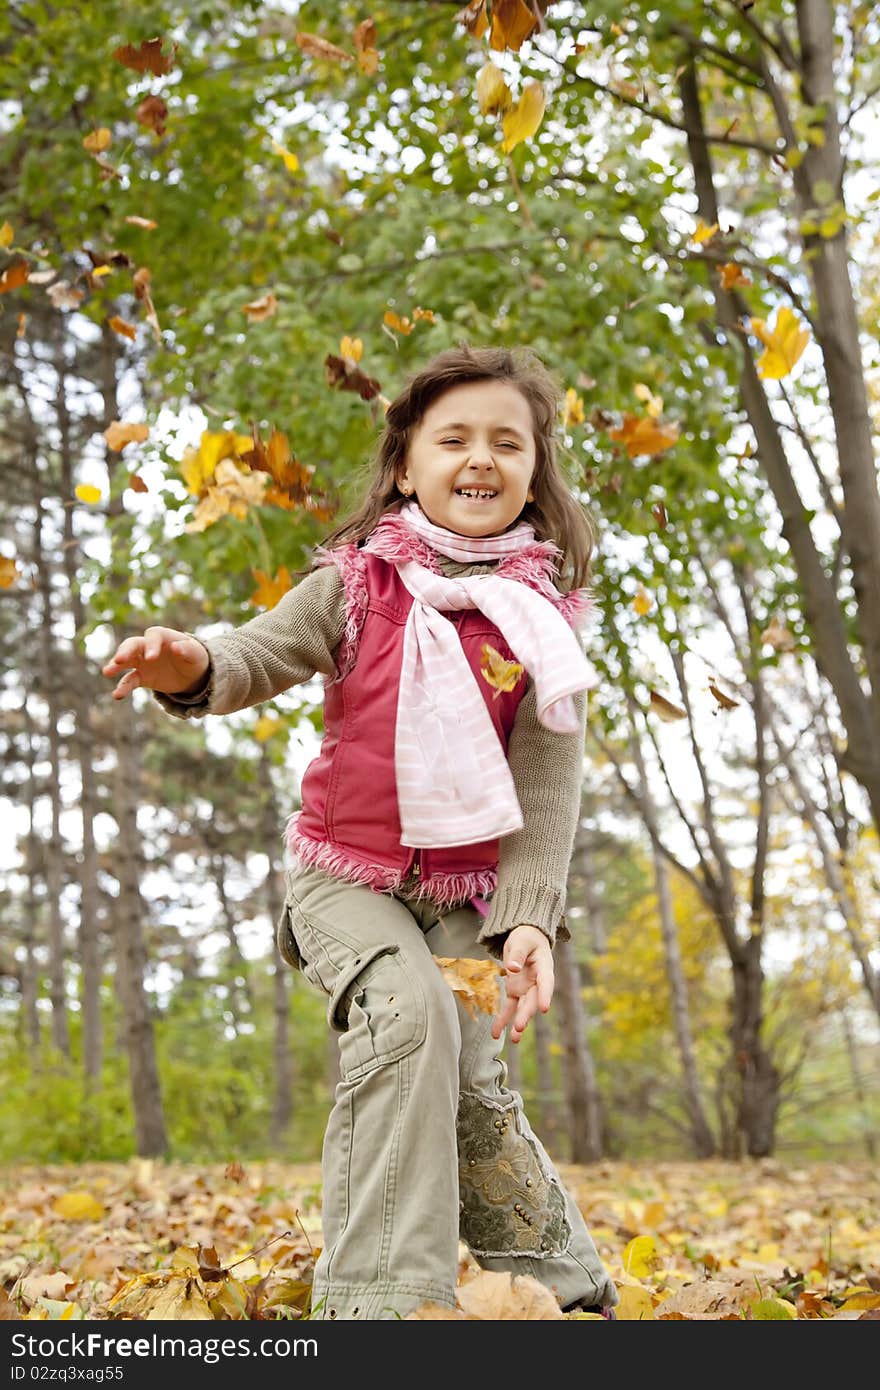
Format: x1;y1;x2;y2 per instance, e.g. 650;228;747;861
527;490;534;502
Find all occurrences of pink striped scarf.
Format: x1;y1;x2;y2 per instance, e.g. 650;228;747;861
375;502;596;848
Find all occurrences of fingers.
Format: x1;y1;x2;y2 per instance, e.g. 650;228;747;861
101;636;145;675
111;669;142;701
491;992;518;1042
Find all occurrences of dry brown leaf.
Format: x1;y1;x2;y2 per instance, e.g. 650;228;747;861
434;957;500;1018
457;1270;564;1319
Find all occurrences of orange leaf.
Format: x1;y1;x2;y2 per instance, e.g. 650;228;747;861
434;957;500;1018
242;293;278;321
0;555;20;588
137;95;168;136
455;1;489;41
127;473;149;493
104;421;149;451
607;412;679;458
649;690;687;721
250;566;293;609
82;128;112;153
295;32;353;63
384;309;413;335
108;315;137;340
0;260;29;294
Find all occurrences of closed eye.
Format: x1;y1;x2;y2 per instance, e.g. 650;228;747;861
441;438;519;448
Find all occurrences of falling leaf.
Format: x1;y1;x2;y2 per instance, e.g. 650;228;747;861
82;128;112;153
480;643;524;698
250;567;293;609
16;312;26;337
340;334;363;362
124;215;158;230
458;1270;563;1319
127;473;149;493
136;95;168;136
240;423;332;519
455;1;489;41
75;484;102;505
607;412;679;457
104;421;149;451
692;219;719;244
0;261;29;294
760;616;795;652
132;265;162;344
270;140;299;174
325;353;382;400
649;690;687;721
0;555;20;588
708;679;739;710
353;18;379;75
254;714;286;743
434;957;500;1018
748;306;810;380
108;315;137;340
634;382;663;417
113;37;178;76
719;261;752;290
476;62;512;115
242;293;278;321
52;1191;104;1222
224;1161;246;1182
0;221;13;247
564;387;584;426
489;0;539;53
295;32;353;64
651;501;668;529
412;306;436;323
632;585;652;615
384;309;413;335
185;459;268;533
501;81;546;153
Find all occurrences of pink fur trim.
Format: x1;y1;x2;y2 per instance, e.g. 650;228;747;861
313;542;369;683
285;817;498;907
362;512;443;572
557;587;596;632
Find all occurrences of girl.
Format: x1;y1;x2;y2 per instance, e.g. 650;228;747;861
103;344;618;1321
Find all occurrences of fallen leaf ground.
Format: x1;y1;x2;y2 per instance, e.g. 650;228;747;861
1;1159;878;1320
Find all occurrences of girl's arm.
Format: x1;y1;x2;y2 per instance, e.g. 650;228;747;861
476;679;588;958
124;565;345;719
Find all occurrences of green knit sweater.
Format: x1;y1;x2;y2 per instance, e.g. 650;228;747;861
154;553;587;955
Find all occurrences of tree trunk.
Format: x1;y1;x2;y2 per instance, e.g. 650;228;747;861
20;695;41;1051
839;1008;877;1162
208;849;254;1030
32;496;69;1057
554;936;603;1161
731;936;781;1157
653;846;716;1156
259;749;293;1144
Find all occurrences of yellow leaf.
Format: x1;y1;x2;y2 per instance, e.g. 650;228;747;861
476;62;512;115
270;139;299;174
692;219;719;244
622;1234;660;1277
254;715;285;743
83;128;112;153
751;1296;797;1319
632;585;652;615
479;643;524;698
748;306;810;380
74;484;102;505
107;1271;214;1320
434;957;500;1019
458;1270;562;1319
185;458;268;533
563;387;584;426
340;334;362;362
615;1283;655;1319
838;1290;880;1311
501;81;546;153
52;1191;104;1221
103;420;149;451
0;222;14;247
719;260;751;290
633;382;663;417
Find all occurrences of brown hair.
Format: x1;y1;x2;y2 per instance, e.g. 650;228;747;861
314;343;595;591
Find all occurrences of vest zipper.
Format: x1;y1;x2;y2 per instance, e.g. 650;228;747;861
411;850;421;878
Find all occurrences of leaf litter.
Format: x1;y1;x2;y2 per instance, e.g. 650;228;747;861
0;1159;877;1320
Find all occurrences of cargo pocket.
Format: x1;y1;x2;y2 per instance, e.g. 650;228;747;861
289;910;428;1083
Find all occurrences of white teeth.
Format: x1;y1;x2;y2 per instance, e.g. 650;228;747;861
457;488;497;498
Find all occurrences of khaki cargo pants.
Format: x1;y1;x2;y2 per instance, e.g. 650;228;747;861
277;861;618;1321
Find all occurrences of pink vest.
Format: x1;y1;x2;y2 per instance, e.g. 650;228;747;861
285;510;590;909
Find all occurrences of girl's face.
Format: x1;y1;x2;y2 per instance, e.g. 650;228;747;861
397;380;537;537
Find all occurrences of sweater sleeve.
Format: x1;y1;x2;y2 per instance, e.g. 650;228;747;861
476;680;587;959
152;563;347;719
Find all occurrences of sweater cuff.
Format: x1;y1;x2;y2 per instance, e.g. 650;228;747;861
151;646;222;719
476;882;569;958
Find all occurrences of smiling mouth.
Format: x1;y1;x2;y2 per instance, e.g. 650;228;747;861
455;488;498;500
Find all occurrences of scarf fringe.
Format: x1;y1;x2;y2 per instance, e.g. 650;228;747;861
285;815;497;905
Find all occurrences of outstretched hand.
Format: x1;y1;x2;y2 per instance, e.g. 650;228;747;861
102;626;210;701
491;924;554;1046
